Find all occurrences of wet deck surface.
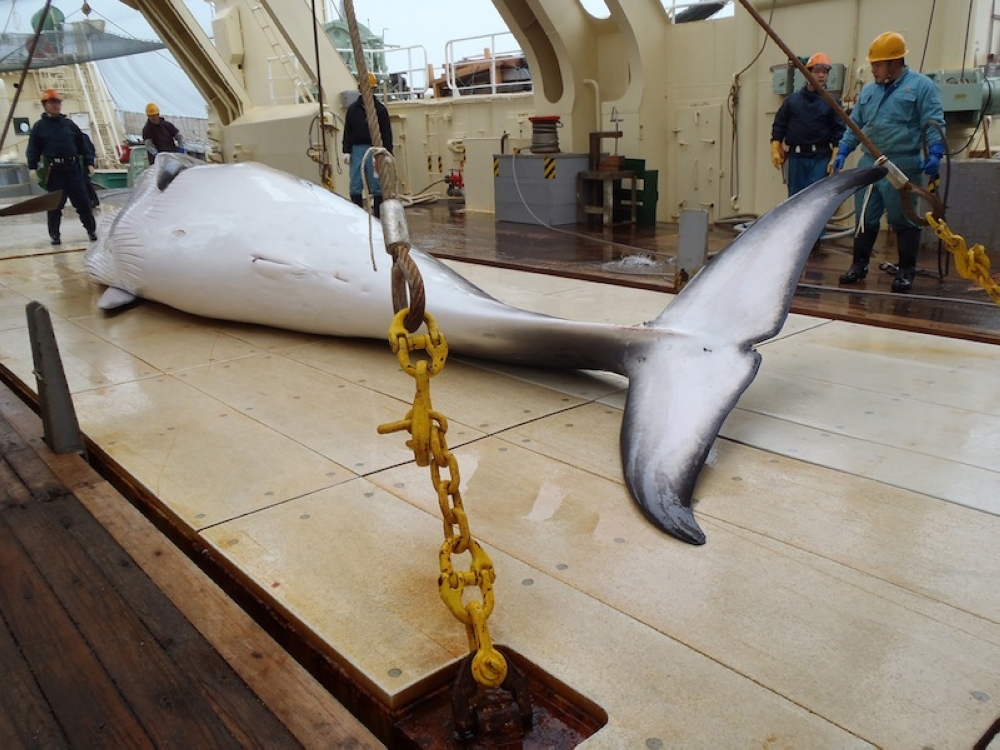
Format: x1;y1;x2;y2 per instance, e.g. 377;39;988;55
1;195;999;748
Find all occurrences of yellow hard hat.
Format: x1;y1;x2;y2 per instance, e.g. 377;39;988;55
806;52;832;69
363;72;377;87
41;88;61;102
145;102;160;117
867;32;907;63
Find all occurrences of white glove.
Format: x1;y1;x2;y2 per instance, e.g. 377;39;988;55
342;154;350;165
87;165;96;176
29;169;37;182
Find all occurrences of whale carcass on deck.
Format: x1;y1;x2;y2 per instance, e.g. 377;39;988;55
84;154;885;544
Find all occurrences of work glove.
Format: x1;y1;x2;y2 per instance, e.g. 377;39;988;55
769;140;785;170
342;154;351;165
830;146;850;174
177;146;186;154
919;143;946;177
29;169;37;182
87;165;96;176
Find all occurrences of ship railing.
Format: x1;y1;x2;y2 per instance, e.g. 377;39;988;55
442;32;531;97
334;44;430;101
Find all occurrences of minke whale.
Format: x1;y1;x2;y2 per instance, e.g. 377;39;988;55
85;154;885;545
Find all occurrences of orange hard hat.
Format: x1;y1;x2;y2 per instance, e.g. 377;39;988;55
806;52;832;69
145;102;160;116
41;88;61;102
867;32;907;63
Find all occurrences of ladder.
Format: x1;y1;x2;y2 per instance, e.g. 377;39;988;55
248;3;317;104
76;62;125;168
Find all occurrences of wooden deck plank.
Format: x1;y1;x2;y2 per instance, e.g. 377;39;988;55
0;417;306;748
0;387;385;750
0;602;69;749
0;496;154;748
0;415;310;748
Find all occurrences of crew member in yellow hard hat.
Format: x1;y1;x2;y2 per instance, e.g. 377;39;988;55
830;31;946;293
769;52;845;199
142;102;185;164
342;72;393;217
25;88;98;245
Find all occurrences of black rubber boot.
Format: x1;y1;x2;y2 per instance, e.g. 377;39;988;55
373;195;383;219
83;213;97;242
891;228;920;293
47;209;61;246
350;193;364;208
839;228;878;284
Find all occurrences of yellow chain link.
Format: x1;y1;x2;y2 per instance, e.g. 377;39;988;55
378;310;508;689
926;214;1000;306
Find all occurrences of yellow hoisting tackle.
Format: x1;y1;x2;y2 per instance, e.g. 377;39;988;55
377;311;509;689
340;0;508;697
926;215;1000;306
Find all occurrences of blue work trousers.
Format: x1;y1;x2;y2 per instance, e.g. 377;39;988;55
349;144;382;196
854;153;924;232
786;154;830;197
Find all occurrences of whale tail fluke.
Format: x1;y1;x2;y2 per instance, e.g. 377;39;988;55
620;167;887;544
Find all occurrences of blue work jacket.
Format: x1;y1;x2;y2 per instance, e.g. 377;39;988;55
838;67;945;167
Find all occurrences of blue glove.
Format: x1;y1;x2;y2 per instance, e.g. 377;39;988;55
919;143;945;177
831;146;850;173
177;146;186;154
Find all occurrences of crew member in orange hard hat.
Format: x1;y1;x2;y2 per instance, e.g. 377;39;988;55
342;72;393;217
25;88;98;245
769;52;845;201
142;102;185;164
830;31;946;293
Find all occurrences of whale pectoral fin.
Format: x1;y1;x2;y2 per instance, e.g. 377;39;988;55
621;339;760;545
98;286;138;310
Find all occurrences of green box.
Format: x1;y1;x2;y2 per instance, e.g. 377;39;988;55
91;170;128;189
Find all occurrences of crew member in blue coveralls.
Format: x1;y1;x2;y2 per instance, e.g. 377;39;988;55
770;52;845;197
26;88;98;245
830;31;946;293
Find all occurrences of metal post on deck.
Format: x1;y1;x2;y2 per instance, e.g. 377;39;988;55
676;208;710;289
26;301;84;455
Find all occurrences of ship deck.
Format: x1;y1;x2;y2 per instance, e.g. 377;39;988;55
1;198;999;748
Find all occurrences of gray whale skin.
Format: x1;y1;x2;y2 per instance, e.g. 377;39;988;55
85;154;885;545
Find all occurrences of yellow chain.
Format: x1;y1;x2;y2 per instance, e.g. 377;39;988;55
926;214;1000;305
378;310;508;689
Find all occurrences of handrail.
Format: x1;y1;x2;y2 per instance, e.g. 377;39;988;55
443;32;528;97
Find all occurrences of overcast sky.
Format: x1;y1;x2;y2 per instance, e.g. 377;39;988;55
0;0;511;64
349;0;511;65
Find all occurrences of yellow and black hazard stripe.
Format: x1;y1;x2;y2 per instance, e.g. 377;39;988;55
543;157;556;179
493;157;499;178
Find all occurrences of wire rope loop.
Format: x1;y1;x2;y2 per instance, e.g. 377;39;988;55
390;256;426;332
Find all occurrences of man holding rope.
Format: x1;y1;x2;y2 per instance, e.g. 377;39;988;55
830;31;946;293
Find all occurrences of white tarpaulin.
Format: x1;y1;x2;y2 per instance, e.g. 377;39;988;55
97;50;207;119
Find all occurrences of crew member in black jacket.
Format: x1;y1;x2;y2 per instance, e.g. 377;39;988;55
26;88;98;245
342;73;393;217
